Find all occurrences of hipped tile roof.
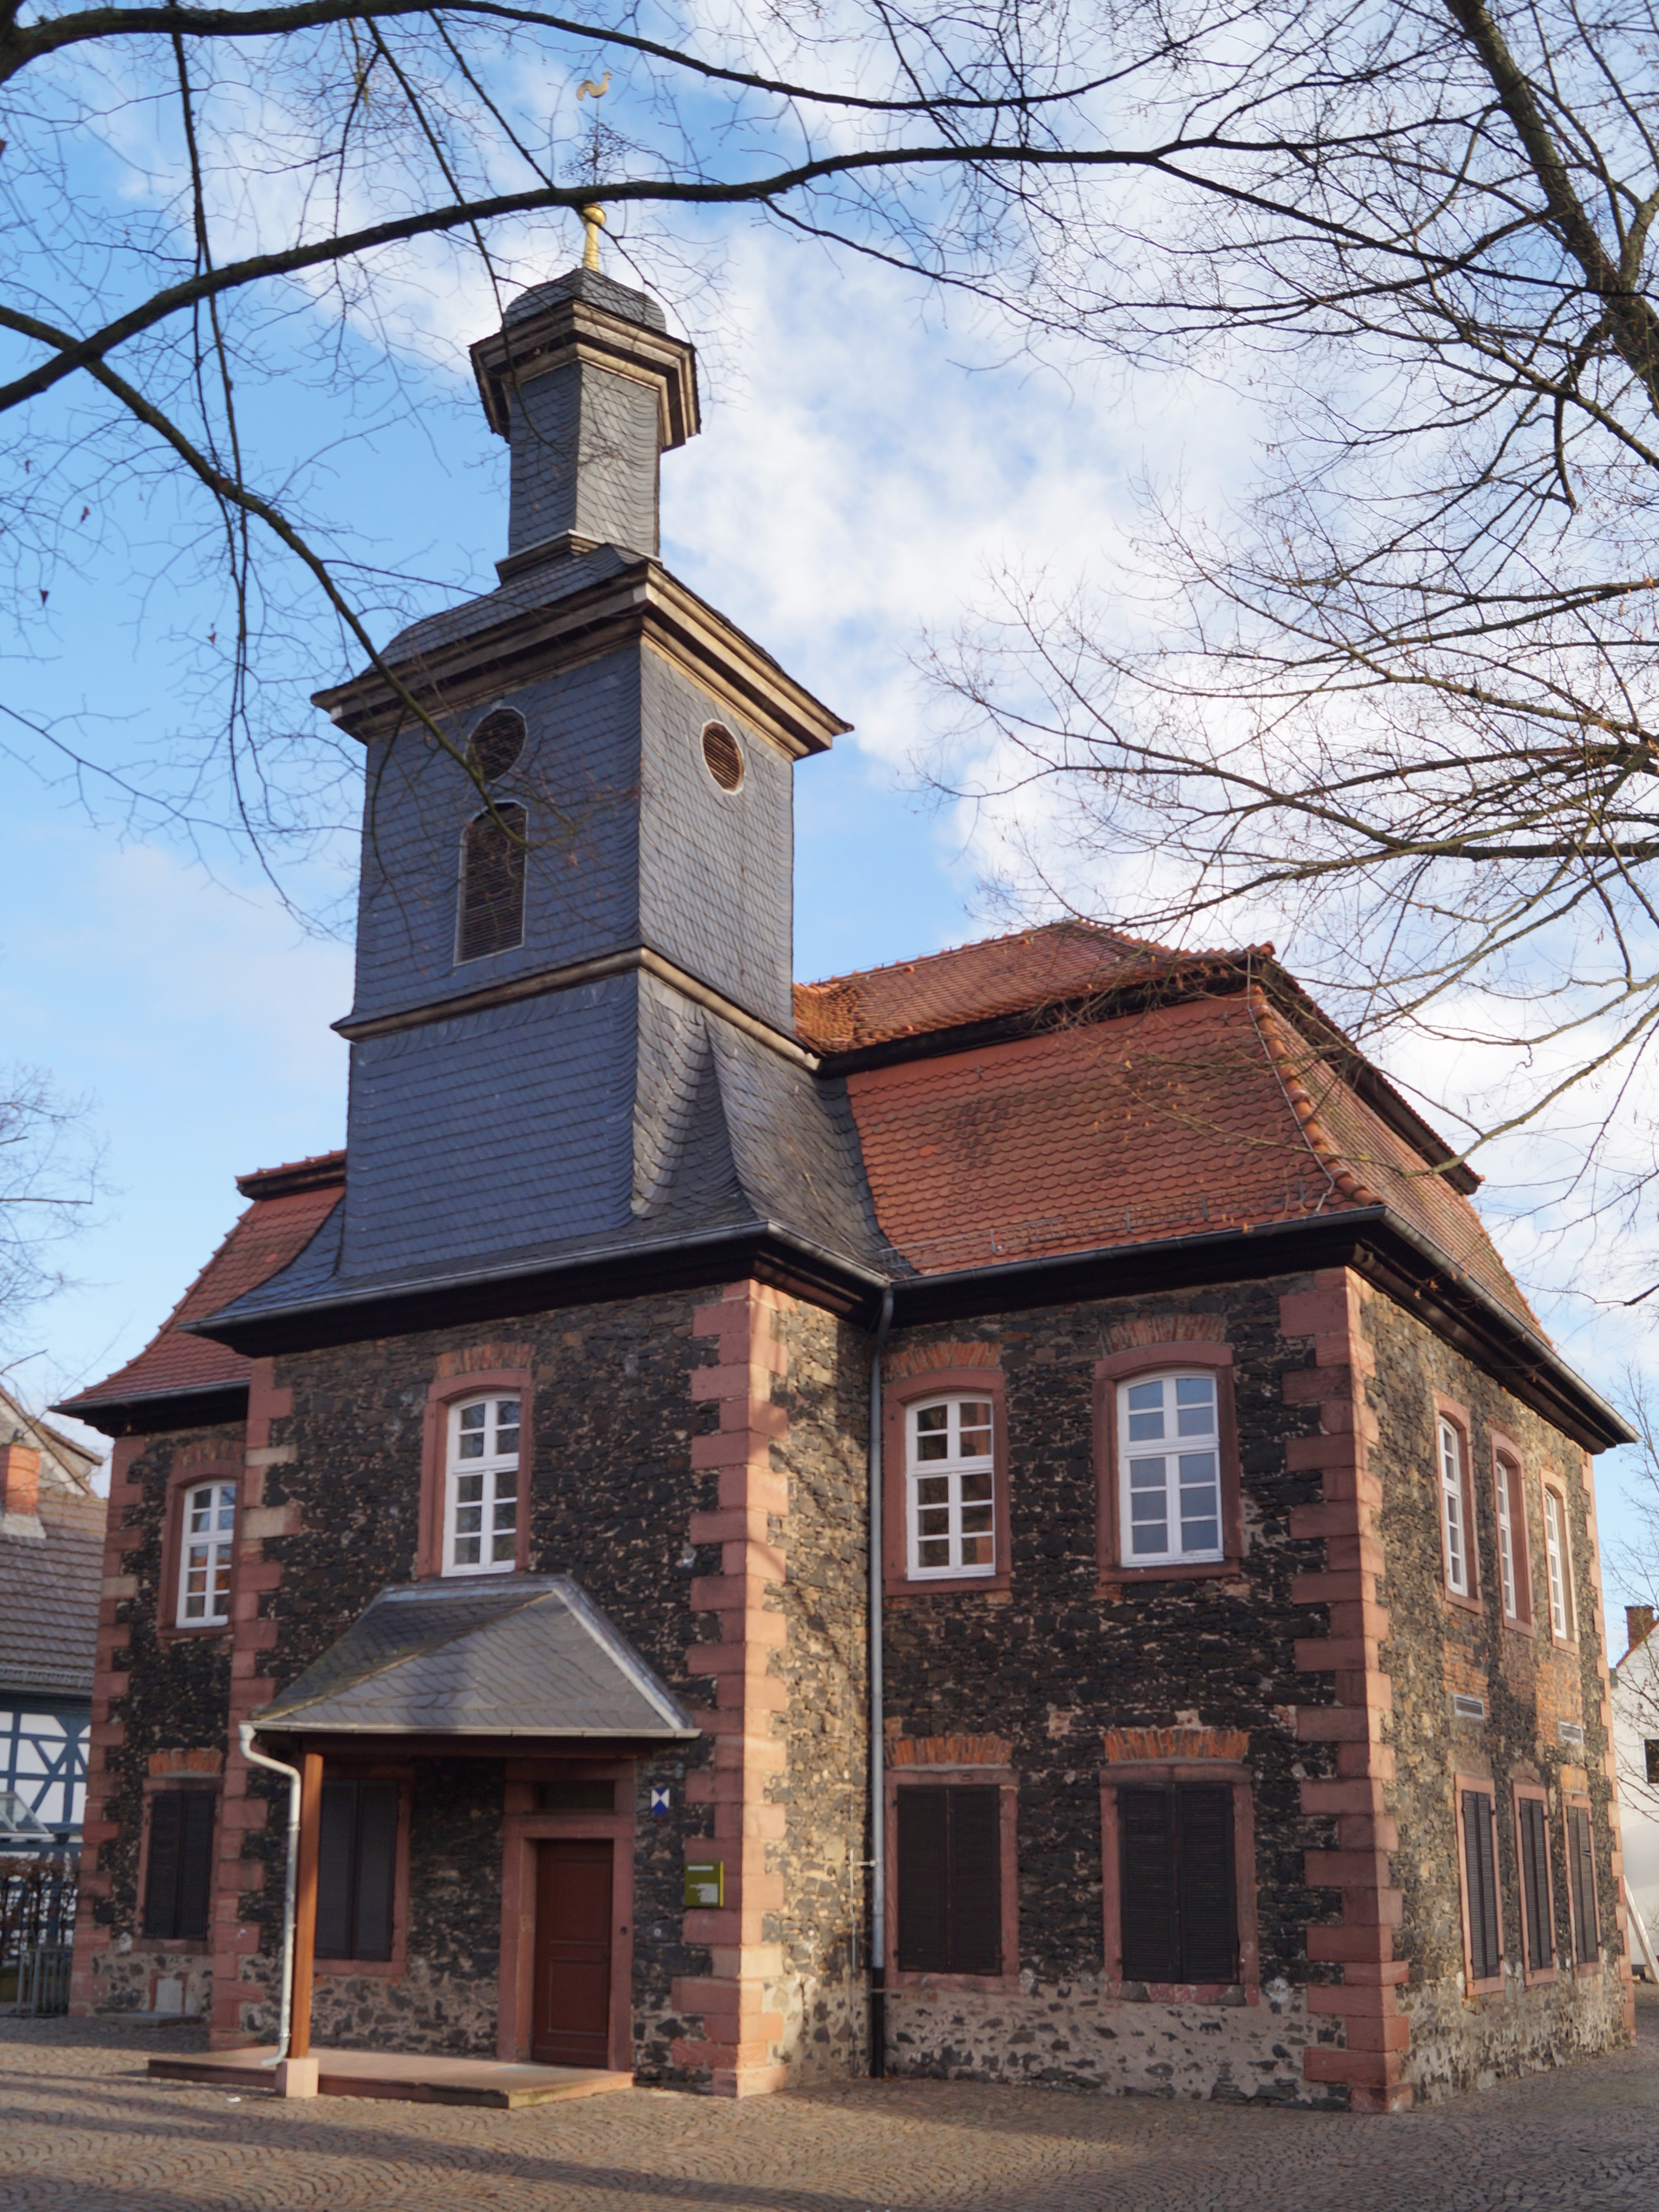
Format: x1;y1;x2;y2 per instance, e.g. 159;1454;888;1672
827;937;1532;1330
57;1158;344;1420
0;1486;106;1698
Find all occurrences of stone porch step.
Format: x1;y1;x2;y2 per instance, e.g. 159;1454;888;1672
146;2045;635;2109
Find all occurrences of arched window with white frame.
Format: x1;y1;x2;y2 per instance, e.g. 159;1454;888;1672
1542;1484;1575;1641
177;1480;236;1625
443;1394;521;1575
906;1396;996;1579
1116;1371;1222;1567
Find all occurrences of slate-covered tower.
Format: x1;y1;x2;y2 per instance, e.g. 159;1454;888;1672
279;264;883;1326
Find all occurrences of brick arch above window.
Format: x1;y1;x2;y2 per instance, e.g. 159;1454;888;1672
417;1367;534;1580
1094;1342;1242;1585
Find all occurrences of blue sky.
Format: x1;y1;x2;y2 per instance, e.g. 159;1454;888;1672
3;216;1652;1650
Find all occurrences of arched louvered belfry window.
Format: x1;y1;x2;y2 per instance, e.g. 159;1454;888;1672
456;706;528;962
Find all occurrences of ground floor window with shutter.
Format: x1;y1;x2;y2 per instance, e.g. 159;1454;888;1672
1565;1798;1600;1969
316;1779;401;1963
1457;1781;1503;1992
1106;1778;1247;1991
1514;1786;1555;1980
142;1788;217;1943
890;1779;1016;1988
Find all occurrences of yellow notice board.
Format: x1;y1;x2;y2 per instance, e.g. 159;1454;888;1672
684;1862;724;1908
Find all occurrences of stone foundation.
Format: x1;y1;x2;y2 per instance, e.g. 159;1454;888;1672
81;1943;213;2018
1401;1964;1629;2100
885;1980;1340;2104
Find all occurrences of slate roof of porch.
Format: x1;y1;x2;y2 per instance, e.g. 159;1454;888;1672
253;1575;697;1740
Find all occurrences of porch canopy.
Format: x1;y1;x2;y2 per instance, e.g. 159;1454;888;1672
252;1573;698;1741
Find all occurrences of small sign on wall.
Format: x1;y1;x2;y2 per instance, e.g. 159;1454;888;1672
684;1861;724;1908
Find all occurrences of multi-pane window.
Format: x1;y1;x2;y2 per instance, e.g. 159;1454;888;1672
317;1779;399;1961
443;1396;521;1575
895;1785;1002;1974
1460;1787;1501;1982
1438;1421;1469;1596
1116;1783;1239;1984
177;1481;236;1625
1517;1793;1554;1972
1566;1804;1599;1964
1495;1456;1530;1624
1543;1488;1574;1640
143;1790;216;1941
905;1398;995;1579
1117;1372;1222;1567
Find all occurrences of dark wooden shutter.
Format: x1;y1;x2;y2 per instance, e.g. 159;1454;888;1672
175;1791;215;1942
1462;1791;1500;1980
354;1783;399;1961
143;1792;215;1940
896;1788;950;1972
1567;1805;1598;1964
946;1787;1002;1975
142;1793;183;1939
1517;1797;1553;1971
316;1780;359;1959
1176;1786;1238;1982
1119;1787;1179;1982
458;804;527;961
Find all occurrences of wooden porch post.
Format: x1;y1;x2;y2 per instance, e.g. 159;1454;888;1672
288;1749;324;2061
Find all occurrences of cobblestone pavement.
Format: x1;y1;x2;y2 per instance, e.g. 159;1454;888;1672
5;2006;1659;2212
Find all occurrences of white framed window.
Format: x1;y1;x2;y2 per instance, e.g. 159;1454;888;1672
1494;1454;1530;1623
906;1396;996;1579
443;1395;521;1575
1438;1419;1469;1596
1543;1486;1573;1640
177;1481;236;1624
1117;1372;1222;1567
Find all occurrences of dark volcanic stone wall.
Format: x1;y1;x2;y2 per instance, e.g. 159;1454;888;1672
1361;1292;1628;2097
880;1279;1336;1997
85;1422;242;2016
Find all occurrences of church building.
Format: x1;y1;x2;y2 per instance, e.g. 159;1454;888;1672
59;254;1636;2112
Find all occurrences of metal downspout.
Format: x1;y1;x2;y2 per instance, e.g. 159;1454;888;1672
868;1284;895;2078
238;1722;301;2066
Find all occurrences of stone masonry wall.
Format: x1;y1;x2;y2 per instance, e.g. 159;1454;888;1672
1360;1289;1630;2099
879;1277;1344;2105
74;1424;242;2021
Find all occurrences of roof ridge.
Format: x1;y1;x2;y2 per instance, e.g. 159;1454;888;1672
236;1150;348;1200
1247;987;1381;1209
796;916;1157;996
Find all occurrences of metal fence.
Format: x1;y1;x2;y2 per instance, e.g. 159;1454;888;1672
1;1856;78;2013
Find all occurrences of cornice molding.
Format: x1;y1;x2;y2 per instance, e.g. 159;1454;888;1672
311;561;850;761
334;943;819;1068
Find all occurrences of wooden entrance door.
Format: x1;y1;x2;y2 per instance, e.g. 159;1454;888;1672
532;1838;614;2068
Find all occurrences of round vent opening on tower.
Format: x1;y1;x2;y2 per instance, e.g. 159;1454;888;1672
701;721;744;792
466;707;526;783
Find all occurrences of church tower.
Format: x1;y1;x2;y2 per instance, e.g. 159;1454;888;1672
227;257;884;1335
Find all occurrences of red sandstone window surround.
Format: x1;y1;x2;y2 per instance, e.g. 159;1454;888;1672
1454;1775;1505;1995
1094;1344;1242;1584
1432;1394;1480;1611
1513;1782;1557;1984
884;1764;1020;1994
1490;1435;1533;1632
157;1460;241;1639
882;1368;1010;1596
416;1368;534;1580
1098;1758;1258;2000
1541;1480;1576;1645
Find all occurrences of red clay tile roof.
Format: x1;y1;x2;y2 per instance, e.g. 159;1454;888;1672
793;920;1224;1052
842;980;1533;1328
58;1162;345;1419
